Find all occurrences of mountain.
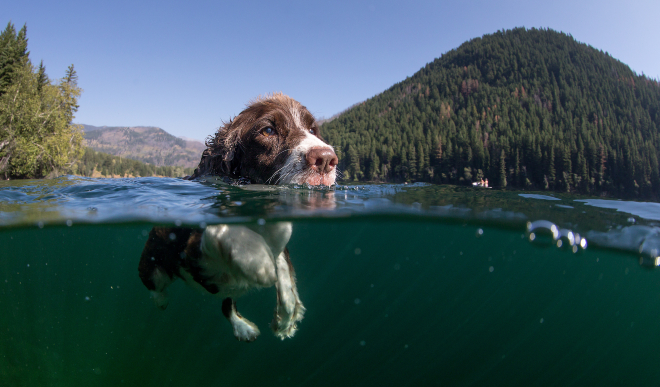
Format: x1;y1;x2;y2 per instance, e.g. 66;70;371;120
321;27;660;199
81;125;206;168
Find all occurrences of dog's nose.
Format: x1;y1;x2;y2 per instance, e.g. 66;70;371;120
306;147;338;173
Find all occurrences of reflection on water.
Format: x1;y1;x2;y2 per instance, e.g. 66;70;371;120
577;199;660;221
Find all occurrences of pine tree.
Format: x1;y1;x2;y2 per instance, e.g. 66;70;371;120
36;60;48;91
499;149;507;188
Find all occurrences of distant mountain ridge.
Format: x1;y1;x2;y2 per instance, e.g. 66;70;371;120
80;125;206;168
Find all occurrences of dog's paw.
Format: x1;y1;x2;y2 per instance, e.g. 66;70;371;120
271;302;305;339
231;314;261;342
150;290;169;310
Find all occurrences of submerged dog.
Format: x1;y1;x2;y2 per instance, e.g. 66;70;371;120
138;94;338;341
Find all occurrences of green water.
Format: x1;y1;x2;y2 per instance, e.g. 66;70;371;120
2;177;660;386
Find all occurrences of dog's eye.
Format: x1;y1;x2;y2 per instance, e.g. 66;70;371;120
310;129;316;135
261;127;275;137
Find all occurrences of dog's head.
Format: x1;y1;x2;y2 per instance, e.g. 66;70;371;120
195;93;338;186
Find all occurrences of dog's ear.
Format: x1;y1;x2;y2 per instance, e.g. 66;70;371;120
208;120;244;177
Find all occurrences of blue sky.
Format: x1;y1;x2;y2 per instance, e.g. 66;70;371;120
6;0;659;142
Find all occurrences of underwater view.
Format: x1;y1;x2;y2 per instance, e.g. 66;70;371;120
3;176;660;386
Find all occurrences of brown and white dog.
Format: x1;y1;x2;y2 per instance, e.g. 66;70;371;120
138;94;338;342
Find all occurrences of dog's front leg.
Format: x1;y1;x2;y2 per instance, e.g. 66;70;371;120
221;297;260;342
271;248;305;339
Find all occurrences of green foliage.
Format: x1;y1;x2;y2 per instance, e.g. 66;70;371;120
322;27;660;199
74;148;195;178
0;22;84;179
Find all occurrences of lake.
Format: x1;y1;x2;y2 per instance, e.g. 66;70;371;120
2;176;660;386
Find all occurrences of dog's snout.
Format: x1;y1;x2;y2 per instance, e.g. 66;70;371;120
306;147;338;173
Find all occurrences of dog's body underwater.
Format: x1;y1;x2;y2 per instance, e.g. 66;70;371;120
138;94;338;342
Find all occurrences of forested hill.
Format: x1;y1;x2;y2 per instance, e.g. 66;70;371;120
322;27;660;199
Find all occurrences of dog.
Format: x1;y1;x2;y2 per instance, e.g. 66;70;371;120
138;94;338;342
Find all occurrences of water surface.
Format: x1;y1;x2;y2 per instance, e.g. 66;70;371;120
2;176;660;386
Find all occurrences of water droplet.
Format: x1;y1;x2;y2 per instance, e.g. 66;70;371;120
489;266;494;273
257;218;266;226
169;233;176;240
477;228;484;237
540;318;544;323
359;340;366;346
37;221;44;229
199;222;207;228
354;298;361;305
580;238;587;249
175;219;182;226
354;248;362;255
394;264;401;270
66;219;73;227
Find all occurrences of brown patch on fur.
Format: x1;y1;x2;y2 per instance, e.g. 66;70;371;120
138;227;222;294
138;227;196;290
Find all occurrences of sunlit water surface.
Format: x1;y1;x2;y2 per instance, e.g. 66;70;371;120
3;176;660;386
